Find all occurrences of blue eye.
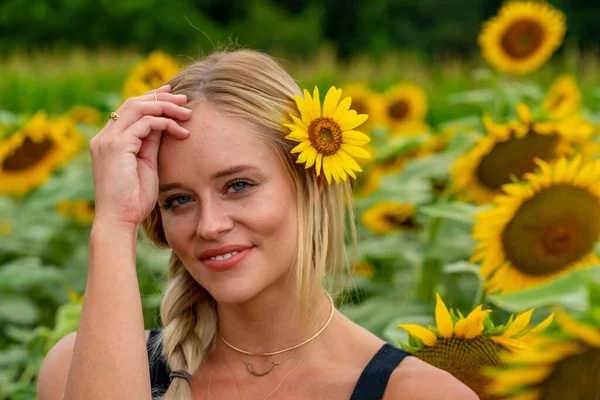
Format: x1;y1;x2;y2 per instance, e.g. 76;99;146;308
227;179;257;194
230;181;249;192
162;195;192;211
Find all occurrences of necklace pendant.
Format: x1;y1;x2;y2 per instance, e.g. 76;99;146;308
245;361;280;377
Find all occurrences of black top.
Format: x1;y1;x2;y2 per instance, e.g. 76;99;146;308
147;328;412;399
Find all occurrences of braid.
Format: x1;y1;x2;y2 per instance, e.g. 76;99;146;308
160;253;217;400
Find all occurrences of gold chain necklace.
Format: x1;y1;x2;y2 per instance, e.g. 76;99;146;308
218;292;334;377
210;345;309;400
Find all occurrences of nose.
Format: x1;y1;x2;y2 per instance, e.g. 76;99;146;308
195;199;233;241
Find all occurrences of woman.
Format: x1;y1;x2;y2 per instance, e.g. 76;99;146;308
38;50;478;399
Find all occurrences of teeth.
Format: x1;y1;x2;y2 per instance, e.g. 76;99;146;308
208;251;239;261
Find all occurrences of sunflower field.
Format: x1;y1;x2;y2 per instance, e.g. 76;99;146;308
3;1;600;399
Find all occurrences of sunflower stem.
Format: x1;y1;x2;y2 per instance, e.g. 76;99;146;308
417;256;442;303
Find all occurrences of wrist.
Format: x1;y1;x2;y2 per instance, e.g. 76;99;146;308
91;219;139;242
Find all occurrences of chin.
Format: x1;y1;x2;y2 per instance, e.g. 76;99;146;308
205;280;263;305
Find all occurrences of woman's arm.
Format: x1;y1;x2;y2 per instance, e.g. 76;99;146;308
38;85;192;400
62;223;150;400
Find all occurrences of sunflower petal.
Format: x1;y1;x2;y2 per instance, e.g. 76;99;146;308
555;309;600;346
340;144;372;159
527;313;554;336
302;146;318;169
397;324;438;346
454;306;492;339
342;130;371;145
291;141;312;154
503;309;534;338
333;97;352;121
337;149;363;173
294;95;311;126
339;112;369;131
435;293;454;339
311;86;322;119
315;153;323;176
285;129;309;142
323;87;342;117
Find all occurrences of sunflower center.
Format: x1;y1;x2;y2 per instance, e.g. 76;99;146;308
476;131;559;190
2;136;54;171
383;213;417;229
539;348;600;400
500;19;544;59
387;100;410;121
416;337;504;400
308;117;343;156
502;185;600;276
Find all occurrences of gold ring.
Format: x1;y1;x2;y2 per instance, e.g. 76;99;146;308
154;92;158;102
109;112;120;121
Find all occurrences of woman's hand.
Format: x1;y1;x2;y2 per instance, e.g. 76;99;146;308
90;85;192;228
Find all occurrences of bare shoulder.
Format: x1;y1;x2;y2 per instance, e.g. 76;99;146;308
383;356;479;400
37;330;153;400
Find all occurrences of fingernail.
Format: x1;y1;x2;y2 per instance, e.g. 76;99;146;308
160;84;171;89
174;94;187;100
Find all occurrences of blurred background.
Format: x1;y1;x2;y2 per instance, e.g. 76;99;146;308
3;0;600;399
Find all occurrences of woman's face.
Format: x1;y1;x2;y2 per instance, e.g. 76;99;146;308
157;104;299;304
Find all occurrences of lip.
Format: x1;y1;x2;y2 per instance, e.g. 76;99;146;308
198;245;254;272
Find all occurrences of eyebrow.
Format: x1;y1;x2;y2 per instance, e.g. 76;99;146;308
158;164;261;193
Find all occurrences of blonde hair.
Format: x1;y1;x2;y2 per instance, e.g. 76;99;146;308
142;49;357;400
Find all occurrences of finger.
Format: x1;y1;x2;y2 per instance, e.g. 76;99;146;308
124;115;190;142
137;130;163;172
104;85;173;127
106;99;192;137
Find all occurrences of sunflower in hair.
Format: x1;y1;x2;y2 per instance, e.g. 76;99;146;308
283;86;371;184
486;309;600;400
472;156;600;293
398;294;553;400
342;83;385;132
451;103;578;205
0;112;84;196
478;1;566;75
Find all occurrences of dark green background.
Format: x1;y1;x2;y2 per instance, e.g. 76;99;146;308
1;0;599;59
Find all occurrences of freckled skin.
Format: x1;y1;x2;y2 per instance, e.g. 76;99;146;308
157;104;299;304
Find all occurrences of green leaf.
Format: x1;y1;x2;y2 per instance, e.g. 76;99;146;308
419;202;486;224
0;348;27;367
0;296;39;325
487;268;600;312
0;257;63;291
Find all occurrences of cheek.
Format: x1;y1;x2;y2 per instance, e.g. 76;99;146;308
161;215;196;255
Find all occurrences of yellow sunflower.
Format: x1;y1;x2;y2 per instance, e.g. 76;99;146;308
283;86;371;184
56;200;95;224
486;309;600;400
478;1;566;75
451;104;576;205
67;105;101;125
361;201;417;234
382;83;428;133
342;83;385;132
0;112;84;196
352;260;375;278
398;293;554;400
543;75;582;119
122;51;181;99
472;155;600;293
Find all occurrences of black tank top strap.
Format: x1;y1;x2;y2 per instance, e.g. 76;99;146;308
147;328;170;396
349;343;413;400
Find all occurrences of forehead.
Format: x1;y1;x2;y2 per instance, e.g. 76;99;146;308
157;105;278;181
